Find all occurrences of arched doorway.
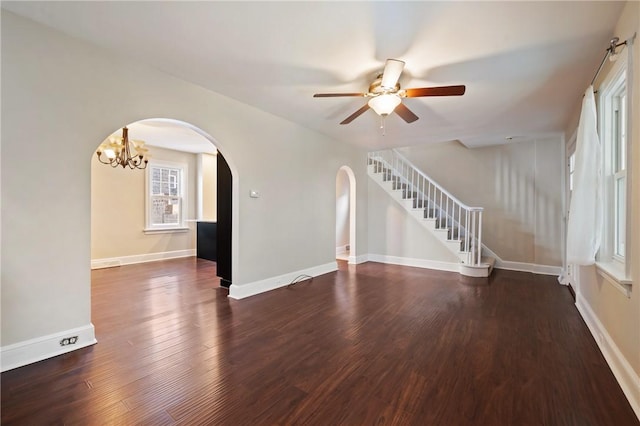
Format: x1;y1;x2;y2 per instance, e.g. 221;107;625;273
336;166;356;264
90;118;233;284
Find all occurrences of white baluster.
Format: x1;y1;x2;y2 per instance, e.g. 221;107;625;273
458;204;462;242
465;209;470;263
477;210;483;266
447;197;450;231
413;169;416;199
439;190;443;227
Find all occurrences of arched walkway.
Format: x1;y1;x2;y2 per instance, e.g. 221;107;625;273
336;165;356;264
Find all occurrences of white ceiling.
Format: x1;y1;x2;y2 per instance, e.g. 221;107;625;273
3;1;626;149
107;119;217;155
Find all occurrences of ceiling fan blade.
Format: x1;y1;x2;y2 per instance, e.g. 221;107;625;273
313;93;366;98
381;59;405;89
394;103;419;123
404;85;466;97
340;104;370;125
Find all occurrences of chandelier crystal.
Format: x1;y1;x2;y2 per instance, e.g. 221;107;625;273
96;127;149;169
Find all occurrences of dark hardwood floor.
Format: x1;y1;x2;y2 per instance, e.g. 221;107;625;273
2;258;638;425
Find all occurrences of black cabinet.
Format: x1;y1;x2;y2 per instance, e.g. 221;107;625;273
196;221;217;261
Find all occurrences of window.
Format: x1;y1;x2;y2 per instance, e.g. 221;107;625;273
612;91;626;258
597;54;631;288
145;160;188;232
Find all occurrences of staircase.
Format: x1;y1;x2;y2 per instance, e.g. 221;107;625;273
368;149;495;278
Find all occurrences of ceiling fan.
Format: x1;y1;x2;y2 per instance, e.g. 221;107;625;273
314;59;465;125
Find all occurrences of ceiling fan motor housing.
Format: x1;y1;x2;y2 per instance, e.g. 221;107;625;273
369;75;401;95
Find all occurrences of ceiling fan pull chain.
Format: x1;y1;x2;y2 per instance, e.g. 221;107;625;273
380;116;386;136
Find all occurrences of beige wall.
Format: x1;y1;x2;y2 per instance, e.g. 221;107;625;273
367;178;461;263
565;0;639;405
397;137;564;266
91;145;197;260
201;153;217;221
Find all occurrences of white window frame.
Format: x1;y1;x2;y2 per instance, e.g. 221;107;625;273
596;53;632;294
612;90;627;260
144;159;189;234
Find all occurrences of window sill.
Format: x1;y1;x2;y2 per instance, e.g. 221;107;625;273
143;227;190;235
595;260;632;298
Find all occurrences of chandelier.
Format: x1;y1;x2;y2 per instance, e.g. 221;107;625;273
96;127;149;169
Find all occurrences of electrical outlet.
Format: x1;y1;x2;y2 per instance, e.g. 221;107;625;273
60;336;79;346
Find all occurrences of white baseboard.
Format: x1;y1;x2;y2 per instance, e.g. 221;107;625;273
576;294;640;420
91;249;196;269
367;254;460;273
362;254;560;277
1;323;97;372
350;254;369;264
228;262;338;300
336;245;348;255
495;260;562;276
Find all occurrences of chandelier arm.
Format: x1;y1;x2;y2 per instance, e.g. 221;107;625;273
96;153;113;165
95;127;149;170
129;157;146;170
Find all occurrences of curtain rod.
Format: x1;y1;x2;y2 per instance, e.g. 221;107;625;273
590;33;637;87
590;37;627;86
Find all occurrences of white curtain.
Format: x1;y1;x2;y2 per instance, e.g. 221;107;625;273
565;85;602;266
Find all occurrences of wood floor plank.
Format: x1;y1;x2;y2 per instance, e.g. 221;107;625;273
1;258;638;425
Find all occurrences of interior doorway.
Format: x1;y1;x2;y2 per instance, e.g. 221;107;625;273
90;118;233;284
336;166;356;263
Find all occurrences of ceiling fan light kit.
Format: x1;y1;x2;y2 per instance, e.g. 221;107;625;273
314;58;466;130
368;93;401;116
